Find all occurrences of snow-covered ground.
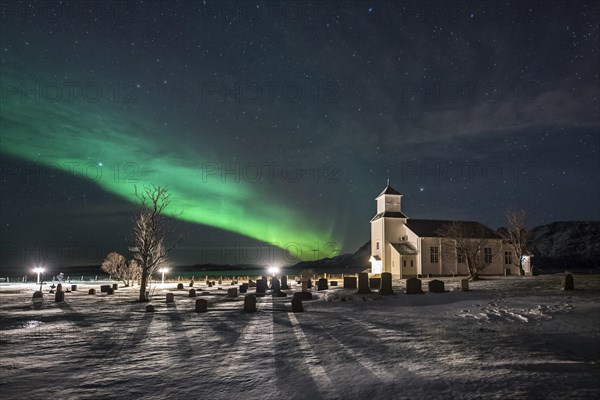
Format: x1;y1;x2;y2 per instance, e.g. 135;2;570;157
1;275;598;399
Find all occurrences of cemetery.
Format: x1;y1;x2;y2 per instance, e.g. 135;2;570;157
0;273;598;399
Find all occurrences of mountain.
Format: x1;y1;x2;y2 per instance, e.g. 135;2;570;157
291;241;371;271
529;221;600;270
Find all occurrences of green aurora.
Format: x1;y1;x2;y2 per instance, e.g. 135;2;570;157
0;68;337;262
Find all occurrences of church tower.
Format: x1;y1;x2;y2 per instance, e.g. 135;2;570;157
370;181;407;274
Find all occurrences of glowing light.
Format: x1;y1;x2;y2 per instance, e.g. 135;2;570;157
33;266;45;284
159;267;169;284
268;266;280;276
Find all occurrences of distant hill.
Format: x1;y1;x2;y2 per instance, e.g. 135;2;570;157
529;221;600;270
291;221;600;271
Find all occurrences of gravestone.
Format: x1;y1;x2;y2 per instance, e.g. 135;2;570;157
248;279;256;288
218;277;223;285
71;285;77;291
504;268;511;276
261;276;268;290
317;278;328;291
428;279;445;293
189;280;195;287
281;275;289;290
177;283;184;290
227;288;238;297
145;304;155;312
460;279;470;291
380;272;393;295
271;277;281;292
166;292;175;302
57;284;63;292
100;285;111;293
88;288;96;295
32;291;43;309
306;279;312;289
563;274;574;291
208;282;213;288
294;292;313;300
239;284;248;293
343;276;357;289
301;281;309;292
405;277;424;294
205;278;210;285
189;289;196;297
55;291;65;302
112;283;118;290
244;294;257;312
357;272;371;294
369;278;381;289
256;279;266;294
107;288;114;295
292;297;304;312
195;299;208;313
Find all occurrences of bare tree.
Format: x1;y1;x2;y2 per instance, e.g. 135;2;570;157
127;259;142;286
437;221;501;281
130;185;180;302
499;208;531;275
101;252;128;285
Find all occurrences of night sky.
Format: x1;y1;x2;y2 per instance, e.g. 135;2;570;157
1;1;598;269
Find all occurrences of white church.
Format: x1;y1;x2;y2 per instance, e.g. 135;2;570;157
369;183;526;278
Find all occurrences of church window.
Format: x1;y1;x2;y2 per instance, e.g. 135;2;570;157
430;246;439;263
484;247;493;264
411;260;414;267
376;241;380;250
504;251;512;265
403;260;406;267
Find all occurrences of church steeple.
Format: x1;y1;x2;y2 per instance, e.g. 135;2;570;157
376;181;403;213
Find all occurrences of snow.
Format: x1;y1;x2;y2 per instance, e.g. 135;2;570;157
1;275;599;399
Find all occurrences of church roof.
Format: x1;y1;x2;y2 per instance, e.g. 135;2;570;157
405;219;501;239
377;184;402;197
371;211;408;222
390;242;418;255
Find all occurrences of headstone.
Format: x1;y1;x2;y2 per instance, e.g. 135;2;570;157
244;294;257;312
112;283;118;290
306;278;312;289
294;292;313;300
55;291;65;302
195;299;208;313
177;283;184;290
256;279;266;294
239;284;248;293
301;281;309;292
227;288;238;297
405;277;424;294
357;272;371;294
343;276;357;289
460;279;470;291
218;277;223;285
189;289;196;297
292;297;304;312
281;275;289;290
71;285;77;291
330;281;338;286
166;292;175;302
205;278;210;285
248;279;256;288
208;281;213;288
317;278;328;291
32;291;43;309
369;278;381;289
380;272;394;295
563;274;574;291
145;304;155;312
57;284;63;292
88;288;96;295
189;280;195;287
107;288;114;295
261;276;268;290
428;279;445;293
100;285;110;293
504;268;511;276
271;277;281;292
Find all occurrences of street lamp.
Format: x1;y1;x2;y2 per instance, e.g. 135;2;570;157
33;266;45;285
159;267;169;284
267;266;280;276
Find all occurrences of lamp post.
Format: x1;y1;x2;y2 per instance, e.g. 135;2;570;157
159;267;169;284
33;267;45;285
267;266;280;277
